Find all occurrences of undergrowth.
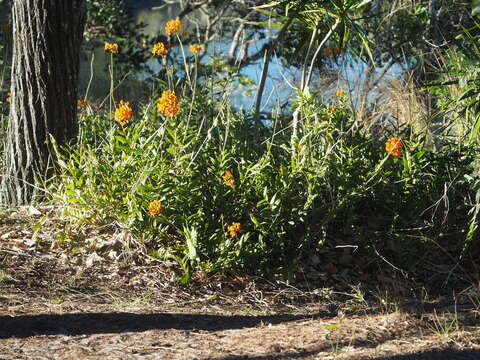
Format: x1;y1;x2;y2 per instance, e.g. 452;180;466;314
3;16;480;285
48;58;480;282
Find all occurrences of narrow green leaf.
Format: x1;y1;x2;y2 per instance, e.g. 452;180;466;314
115;135;126;144
326;324;340;330
473;0;480;16
246;21;284;30
469;114;480;142
458;88;478;101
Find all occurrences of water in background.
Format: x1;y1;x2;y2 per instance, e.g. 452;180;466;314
1;0;403;114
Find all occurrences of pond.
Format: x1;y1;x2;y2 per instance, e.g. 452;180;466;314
0;0;402;114
76;0;298;112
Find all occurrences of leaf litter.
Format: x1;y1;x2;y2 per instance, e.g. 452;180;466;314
1;208;480;359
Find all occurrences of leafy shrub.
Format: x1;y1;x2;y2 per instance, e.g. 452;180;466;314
43;13;480;281
50;75;480;280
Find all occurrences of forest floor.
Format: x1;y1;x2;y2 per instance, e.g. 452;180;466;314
1;207;480;359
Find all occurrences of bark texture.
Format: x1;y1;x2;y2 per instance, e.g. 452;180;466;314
1;0;86;205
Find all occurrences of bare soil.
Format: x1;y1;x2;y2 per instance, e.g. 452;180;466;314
1;207;480;359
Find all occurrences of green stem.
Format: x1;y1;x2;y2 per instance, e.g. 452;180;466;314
109;53;115;119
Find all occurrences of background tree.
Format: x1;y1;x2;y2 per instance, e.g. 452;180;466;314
1;0;87;205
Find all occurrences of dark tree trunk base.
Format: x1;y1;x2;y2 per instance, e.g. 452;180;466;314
1;0;86;206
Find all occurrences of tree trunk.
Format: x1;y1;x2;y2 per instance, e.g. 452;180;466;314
1;0;86;206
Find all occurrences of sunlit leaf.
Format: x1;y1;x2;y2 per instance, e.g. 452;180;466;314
246;21;284;30
473;0;480;15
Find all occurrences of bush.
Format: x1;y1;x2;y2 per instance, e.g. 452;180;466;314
40;14;480;282
50;72;480;280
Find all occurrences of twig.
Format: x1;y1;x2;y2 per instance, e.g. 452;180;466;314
254;0;309;152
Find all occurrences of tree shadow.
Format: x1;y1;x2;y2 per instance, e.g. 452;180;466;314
4;311;478;360
214;348;480;360
0;311;332;339
369;349;480;360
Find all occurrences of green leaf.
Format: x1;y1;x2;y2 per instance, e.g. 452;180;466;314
250;215;261;227
148;251;162;259
115;135;126;144
458;88;478;101
246;21;284;30
473;0;480;16
469;114;480;142
351;0;373;10
326;324;340;330
57;158;68;169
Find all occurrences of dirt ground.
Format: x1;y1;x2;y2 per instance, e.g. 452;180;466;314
1;207;480;359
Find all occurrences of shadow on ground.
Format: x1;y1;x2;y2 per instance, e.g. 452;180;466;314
0;311;331;338
214;348;480;360
4;311;479;360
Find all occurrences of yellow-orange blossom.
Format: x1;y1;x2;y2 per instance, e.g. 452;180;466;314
222;170;236;189
148;200;163;216
152;42;168;56
165;19;181;36
227;222;241;238
189;44;203;55
157;90;179;117
104;43;120;54
115;100;133;126
77;99;89;107
385;137;404;158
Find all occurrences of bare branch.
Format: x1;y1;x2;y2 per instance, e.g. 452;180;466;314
254;0;309;151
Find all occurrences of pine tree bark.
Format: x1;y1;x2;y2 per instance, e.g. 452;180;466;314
1;0;86;205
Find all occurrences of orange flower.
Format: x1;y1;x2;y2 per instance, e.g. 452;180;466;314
152;42;168;56
222;170;236;189
114;100;133;126
227;222;241;238
104;43;120;54
325;47;332;57
157;90;180;117
335;89;346;97
385;137;404;158
148;200;163;217
6;92;11;103
189;44;203;55
77;99;89;107
327;105;336;113
165;19;182;36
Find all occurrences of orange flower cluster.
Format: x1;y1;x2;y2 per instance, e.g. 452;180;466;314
157;90;180;117
6;92;11;102
104;43;120;54
222;170;236;189
189;44;203;55
152;42;168;56
114;100;133;126
335;89;346;97
385;137;404;158
327;105;336;113
227;222;241;238
325;47;340;57
77;99;89;107
148;200;163;217
165;19;182;36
